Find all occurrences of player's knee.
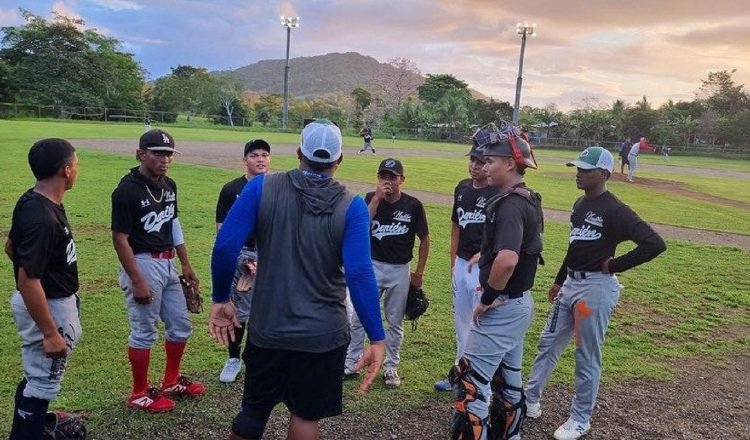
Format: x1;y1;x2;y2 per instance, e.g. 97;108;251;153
488;363;526;440
231;409;269;440
128;330;158;349
449;357;488;440
23;378;62;401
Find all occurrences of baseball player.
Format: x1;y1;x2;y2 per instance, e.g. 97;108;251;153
435;143;499;392
7;139;81;440
449;122;543;440
111;129;204;413
209;119;386;439
215;139;271;383
346;158;430;388
618;137;631;174
358;125;376;155
525;147;666;440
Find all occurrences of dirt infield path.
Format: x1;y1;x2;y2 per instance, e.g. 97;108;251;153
75;139;750;252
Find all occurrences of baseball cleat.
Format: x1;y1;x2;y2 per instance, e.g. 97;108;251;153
343;365;360;378
161;375;206;397
220;358;242;383
128;387;176;413
526;401;542;419
383;368;401;388
553;417;590;440
434;378;452;392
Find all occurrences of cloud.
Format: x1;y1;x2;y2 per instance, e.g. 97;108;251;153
52;1;82;21
0;8;23;27
89;0;143;11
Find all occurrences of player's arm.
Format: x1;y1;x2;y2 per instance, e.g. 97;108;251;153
367;189;383;219
449;223;459;272
342;196;386;394
606;206;667;274
172;218;197;285
412;233;430;287
17;268;67;358
112;231;152;305
215;185;231;232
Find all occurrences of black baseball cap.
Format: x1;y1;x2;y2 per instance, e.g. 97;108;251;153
139;129;179;153
378;158;404;176
465;144;487;162
244;139;271;156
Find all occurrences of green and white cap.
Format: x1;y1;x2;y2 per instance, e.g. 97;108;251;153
566;147;614;173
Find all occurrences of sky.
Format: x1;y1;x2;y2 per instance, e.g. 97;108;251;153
2;0;749;110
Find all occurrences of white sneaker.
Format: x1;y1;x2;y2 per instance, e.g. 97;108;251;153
219;358;242;383
526;401;542;419
553;418;591;440
343;365;359;378
383;368;401;387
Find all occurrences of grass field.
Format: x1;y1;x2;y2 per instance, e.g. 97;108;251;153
1;120;749;438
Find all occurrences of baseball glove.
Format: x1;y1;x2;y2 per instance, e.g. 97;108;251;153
180;275;203;314
404;284;429;330
43;411;87;440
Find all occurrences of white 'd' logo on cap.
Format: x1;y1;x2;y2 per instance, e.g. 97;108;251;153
385;159;396;167
580;150;589;158
161;133;170;144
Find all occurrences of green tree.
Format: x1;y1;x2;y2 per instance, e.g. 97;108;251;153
151;65;219;120
351;87;372;113
0;10;145;110
469;99;513;125
623;96;657;139
215;74;245;127
697;69;749;117
253;94;283;126
417;74;471;104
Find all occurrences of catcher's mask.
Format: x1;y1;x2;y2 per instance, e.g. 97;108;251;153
470;122;537;170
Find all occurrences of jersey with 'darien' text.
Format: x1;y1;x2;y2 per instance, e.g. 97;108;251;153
452;179;499;260
366;191;428;265
111;167;178;254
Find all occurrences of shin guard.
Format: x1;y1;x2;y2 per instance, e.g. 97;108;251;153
449;357;487;440
487;363;526;440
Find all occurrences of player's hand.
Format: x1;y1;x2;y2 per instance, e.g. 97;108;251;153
548;284;561;303
472;303;492;326
374;181;388;200
244;260;257;277
601;257;612;274
182;265;199;286
410;272;423;288
132;279;153;305
466;253;481;273
354;340;385;394
208;302;241;347
43;331;68;358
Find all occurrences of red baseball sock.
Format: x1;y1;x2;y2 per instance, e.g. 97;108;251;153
128;347;151;395
163;340;186;386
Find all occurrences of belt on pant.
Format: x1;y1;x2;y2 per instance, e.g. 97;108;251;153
150;249;175;259
567;269;611;280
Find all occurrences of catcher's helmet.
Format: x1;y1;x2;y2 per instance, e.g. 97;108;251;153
471;122;538;170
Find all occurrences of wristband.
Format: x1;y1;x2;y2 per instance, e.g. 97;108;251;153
480;284;504;305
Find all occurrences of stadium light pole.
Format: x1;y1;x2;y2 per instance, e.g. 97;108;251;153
281;15;300;129
512;23;536;124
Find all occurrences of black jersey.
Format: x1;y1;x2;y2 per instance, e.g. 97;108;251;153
478;185;544;299
553;191;666;285
216;175;256;249
111;167;178;254
452;179;499;260
9;190;79;298
366;191;428;265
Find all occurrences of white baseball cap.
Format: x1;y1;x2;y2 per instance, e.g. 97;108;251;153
300;119;342;164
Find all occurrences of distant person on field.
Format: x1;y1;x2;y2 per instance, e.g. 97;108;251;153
391;129;397;143
358;125;376;155
215;139;271;383
525;146;666;440
618;137;632;175
144;116;152;132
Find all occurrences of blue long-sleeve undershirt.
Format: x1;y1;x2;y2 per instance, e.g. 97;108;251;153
211;173;385;343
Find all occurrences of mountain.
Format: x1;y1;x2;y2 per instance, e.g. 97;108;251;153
218;52;489;101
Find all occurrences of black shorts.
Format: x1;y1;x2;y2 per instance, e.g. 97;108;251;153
240;342;347;421
620;155;629;164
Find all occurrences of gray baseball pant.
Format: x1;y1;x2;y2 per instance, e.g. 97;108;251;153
346;260;410;370
526;272;621;424
627;154;638;180
230;248;257;323
11;291;82;401
453;256;482;364
119;254;192;349
462;292;534;440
